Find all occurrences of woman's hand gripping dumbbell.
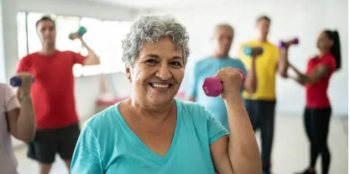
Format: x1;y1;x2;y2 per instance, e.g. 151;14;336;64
202;68;246;99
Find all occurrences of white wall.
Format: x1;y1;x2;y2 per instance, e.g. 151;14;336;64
1;0;137;119
0;0;5;83
149;0;348;116
1;0;347;123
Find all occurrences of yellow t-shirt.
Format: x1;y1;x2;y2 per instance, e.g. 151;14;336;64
239;40;279;100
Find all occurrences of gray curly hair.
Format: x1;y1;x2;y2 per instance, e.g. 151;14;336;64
122;15;190;68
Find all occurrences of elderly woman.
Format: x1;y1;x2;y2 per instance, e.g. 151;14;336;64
70;15;261;174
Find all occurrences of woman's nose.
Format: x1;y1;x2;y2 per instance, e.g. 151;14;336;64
156;63;172;80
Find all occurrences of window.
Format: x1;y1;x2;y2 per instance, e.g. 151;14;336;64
55;15;80;52
16;12;27;59
16;12;132;76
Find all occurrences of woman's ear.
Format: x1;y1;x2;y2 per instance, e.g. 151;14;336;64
125;65;132;82
329;40;334;48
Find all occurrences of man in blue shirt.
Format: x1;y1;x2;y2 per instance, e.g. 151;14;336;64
186;24;258;130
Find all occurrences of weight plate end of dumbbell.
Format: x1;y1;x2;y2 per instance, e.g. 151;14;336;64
10;81;17;86
294;38;299;44
202;77;222;97
235;69;246;83
10;78;19;87
243;47;252;55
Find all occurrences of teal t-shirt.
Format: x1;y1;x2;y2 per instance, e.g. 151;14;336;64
186;57;247;130
71;99;229;174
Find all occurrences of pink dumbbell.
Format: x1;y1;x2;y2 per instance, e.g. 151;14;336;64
202;69;246;97
278;38;299;49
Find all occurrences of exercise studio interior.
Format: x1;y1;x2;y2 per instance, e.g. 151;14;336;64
0;0;348;174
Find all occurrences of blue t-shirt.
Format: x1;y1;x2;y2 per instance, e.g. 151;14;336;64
71;99;229;174
186;57;247;130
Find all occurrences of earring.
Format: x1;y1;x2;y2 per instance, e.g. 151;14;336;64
128;76;131;79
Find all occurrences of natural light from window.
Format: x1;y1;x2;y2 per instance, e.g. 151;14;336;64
17;12;132;77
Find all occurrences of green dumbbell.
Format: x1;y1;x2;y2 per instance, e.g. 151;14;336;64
69;26;87;40
243;46;264;56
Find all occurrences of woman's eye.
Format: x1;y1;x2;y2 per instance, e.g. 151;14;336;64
171;61;182;66
146;59;157;64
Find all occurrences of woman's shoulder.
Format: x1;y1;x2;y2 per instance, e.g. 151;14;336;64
176;99;229;144
176;99;213;120
177;99;203;110
83;103;123;133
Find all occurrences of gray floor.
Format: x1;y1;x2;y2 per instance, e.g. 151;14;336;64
14;115;348;174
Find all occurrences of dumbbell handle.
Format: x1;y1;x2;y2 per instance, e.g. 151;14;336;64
10;76;35;87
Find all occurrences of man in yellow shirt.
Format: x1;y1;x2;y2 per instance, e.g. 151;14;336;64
239;15;288;174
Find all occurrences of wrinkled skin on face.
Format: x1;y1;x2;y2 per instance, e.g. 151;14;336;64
126;37;185;107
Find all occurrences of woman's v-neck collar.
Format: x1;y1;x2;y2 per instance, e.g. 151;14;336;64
114;99;181;163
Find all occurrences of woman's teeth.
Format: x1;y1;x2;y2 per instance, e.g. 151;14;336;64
151;83;170;88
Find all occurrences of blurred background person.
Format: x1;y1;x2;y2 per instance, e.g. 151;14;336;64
238;15;289;174
16;16;100;174
186;24;258;130
0;73;36;174
285;30;341;174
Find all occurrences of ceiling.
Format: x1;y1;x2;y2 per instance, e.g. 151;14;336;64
81;0;235;10
76;0;317;10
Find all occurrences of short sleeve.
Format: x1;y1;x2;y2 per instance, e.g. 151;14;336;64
321;55;337;73
72;52;87;65
185;63;198;98
238;61;248;92
4;85;20;112
274;46;280;63
239;60;248;76
71;124;103;174
203;108;229;145
17;56;31;74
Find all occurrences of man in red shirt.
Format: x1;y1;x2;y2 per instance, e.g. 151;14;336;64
17;16;100;174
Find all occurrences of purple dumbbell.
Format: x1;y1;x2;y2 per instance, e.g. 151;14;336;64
202;69;246;97
278;38;299;49
10;76;35;87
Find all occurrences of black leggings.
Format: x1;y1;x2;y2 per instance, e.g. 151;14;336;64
304;107;332;174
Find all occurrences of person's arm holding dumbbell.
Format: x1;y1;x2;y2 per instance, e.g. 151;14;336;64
6;73;36;142
70;32;100;66
277;38;299;78
79;37;100;65
243;53;258;94
78;36;101;65
209;68;261;174
239;46;260;94
289;62;330;85
278;40;305;84
277;48;289;78
287;63;306;86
